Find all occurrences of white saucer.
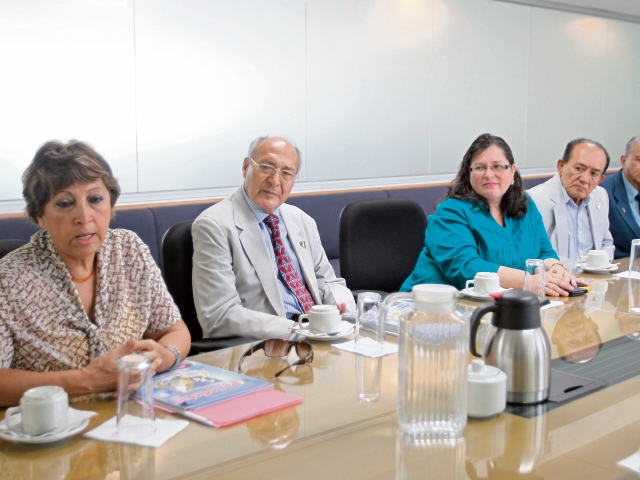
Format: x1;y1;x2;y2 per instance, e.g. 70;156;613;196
0;418;90;444
0;407;95;444
575;262;619;274
294;321;354;341
458;287;510;301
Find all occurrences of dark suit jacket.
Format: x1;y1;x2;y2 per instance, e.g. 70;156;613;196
601;169;640;258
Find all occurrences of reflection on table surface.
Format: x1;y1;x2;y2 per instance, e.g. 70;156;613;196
3;261;640;479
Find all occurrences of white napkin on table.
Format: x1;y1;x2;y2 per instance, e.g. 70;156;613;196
332;338;398;357
617;450;640;474
613;271;640;279
84;415;188;448
541;300;564;310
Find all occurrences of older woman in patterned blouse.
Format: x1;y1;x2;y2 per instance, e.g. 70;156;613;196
0;140;191;406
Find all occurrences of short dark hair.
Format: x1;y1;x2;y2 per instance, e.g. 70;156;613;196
444;133;528;218
22;140;120;223
561;138;610;174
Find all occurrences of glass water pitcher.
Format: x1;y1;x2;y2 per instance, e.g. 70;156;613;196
382;284;468;437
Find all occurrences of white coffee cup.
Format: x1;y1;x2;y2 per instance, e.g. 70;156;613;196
5;386;69;436
586;250;609;268
299;305;341;334
465;272;501;295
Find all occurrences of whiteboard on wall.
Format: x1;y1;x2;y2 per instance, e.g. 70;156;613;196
1;0;639;208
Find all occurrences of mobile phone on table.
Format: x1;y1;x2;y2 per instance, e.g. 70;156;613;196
567;287;588;297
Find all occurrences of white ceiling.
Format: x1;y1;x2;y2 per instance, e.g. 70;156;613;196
496;0;640;22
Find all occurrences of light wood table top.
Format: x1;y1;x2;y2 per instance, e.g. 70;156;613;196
2;262;640;479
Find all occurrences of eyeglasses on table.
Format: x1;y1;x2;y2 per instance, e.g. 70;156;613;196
238;338;314;378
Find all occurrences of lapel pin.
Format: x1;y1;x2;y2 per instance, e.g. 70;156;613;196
596;203;601;209
623;207;627;213
299;241;307;248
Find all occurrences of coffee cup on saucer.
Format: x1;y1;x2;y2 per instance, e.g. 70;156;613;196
299;305;341;334
586;250;609;268
5;386;69;436
465;272;500;295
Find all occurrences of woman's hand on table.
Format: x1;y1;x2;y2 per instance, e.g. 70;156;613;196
133;339;174;373
80;338;141;394
544;264;589;297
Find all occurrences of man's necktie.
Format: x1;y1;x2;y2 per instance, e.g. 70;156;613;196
263;214;315;313
636;192;640;214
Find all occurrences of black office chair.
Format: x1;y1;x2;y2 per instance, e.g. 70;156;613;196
339;198;427;296
0;239;27;260
161;220;251;355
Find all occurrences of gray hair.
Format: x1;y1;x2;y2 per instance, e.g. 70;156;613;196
625;136;640;157
247;135;302;172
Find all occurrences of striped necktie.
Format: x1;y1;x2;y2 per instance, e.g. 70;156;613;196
263;214;315;313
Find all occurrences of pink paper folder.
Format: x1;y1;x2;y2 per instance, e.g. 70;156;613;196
164;389;303;428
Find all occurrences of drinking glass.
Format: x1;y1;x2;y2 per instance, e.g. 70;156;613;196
629;239;640;278
523;259;545;300
355;292;383;353
117;354;156;437
355;356;382;402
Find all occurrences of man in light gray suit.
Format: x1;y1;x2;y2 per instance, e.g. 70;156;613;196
192;136;354;340
528;138;614;268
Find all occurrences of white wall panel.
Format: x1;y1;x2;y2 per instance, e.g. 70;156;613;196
602;19;640;164
305;0;433;181
526;7;608;167
1;0;640;210
431;0;530;173
0;0;137;201
134;0;305;192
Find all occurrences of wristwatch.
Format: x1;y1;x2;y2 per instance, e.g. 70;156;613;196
164;344;182;369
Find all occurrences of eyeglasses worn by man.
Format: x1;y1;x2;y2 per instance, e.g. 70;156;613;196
191;136;355;340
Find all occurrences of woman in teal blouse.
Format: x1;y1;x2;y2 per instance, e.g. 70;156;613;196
401;134;586;296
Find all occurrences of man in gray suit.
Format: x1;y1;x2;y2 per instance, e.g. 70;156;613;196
192;136;354;340
528;138;614;267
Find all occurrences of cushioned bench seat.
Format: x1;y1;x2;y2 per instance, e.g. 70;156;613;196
0;175;553;275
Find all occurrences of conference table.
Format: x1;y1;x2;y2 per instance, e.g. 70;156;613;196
3;263;640;479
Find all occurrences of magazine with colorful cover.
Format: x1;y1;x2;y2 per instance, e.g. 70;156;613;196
151;360;273;412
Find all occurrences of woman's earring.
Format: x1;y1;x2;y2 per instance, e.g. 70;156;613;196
511;180;514;185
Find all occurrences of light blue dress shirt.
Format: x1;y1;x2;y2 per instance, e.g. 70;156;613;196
560;186;593;262
241;187;305;318
621;170;640;229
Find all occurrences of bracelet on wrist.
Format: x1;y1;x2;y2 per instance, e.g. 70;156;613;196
164;344;182;369
550;262;567;271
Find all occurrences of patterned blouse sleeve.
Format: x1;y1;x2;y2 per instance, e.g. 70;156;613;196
0;273;15;368
132;234;182;333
